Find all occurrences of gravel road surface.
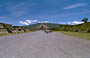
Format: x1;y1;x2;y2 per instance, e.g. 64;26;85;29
0;31;90;58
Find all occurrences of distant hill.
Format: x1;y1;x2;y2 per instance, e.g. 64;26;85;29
24;23;60;30
72;22;90;32
54;22;90;33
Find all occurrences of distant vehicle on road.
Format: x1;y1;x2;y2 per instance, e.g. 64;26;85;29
44;30;52;34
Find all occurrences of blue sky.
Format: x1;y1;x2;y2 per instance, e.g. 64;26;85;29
0;0;90;25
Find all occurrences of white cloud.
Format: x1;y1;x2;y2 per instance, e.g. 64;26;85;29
19;21;23;24
19;19;38;25
19;21;29;25
32;20;38;22
39;21;49;23
68;22;71;25
23;22;30;25
58;21;84;25
71;21;84;25
63;3;87;9
26;20;32;23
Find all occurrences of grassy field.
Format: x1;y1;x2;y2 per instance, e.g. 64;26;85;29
0;33;15;37
0;31;31;37
61;31;90;40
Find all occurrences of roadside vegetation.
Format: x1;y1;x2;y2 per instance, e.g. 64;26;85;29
52;18;90;33
0;31;31;37
61;31;90;40
0;33;16;37
51;18;90;40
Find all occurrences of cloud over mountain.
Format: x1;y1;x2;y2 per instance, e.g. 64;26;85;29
19;20;38;25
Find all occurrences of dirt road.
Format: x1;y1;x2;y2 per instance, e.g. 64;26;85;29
0;31;90;58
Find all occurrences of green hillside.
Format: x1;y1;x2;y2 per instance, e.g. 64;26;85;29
72;22;90;32
24;23;60;30
54;22;90;33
